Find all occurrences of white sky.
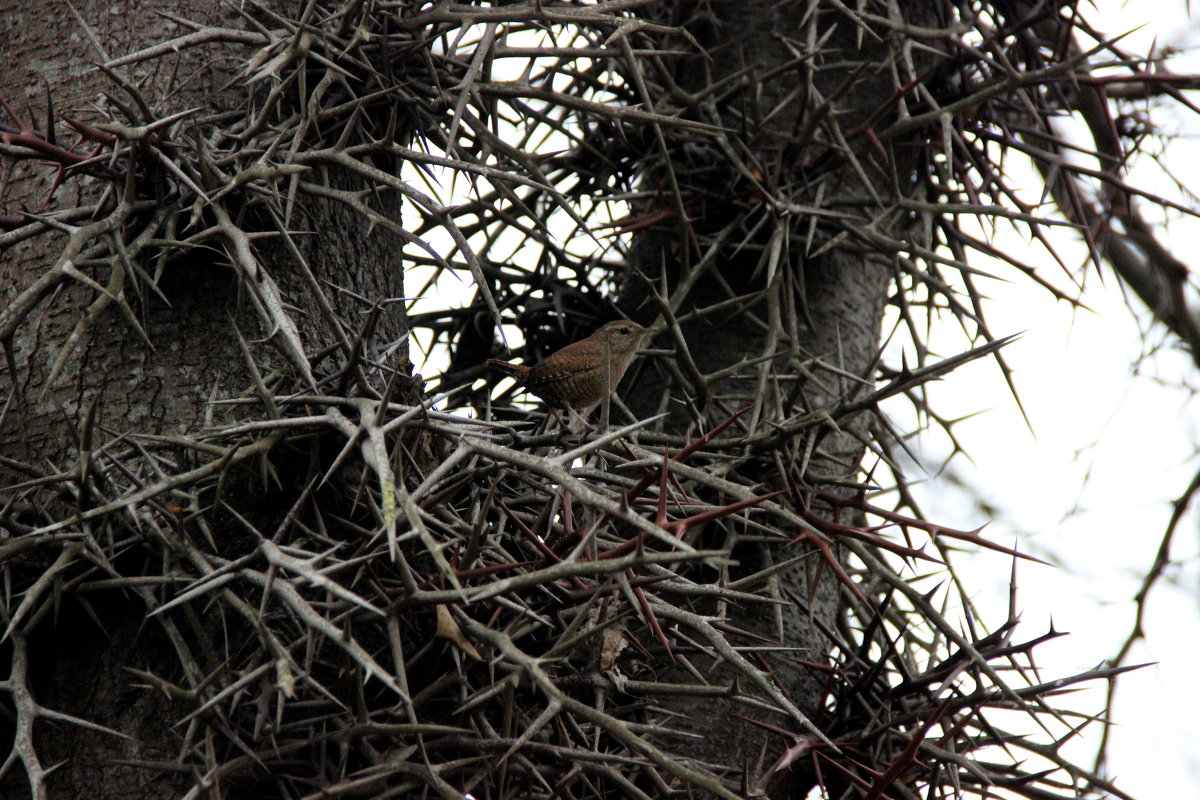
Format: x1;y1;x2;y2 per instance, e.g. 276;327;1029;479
882;2;1200;795
884;268;1200;797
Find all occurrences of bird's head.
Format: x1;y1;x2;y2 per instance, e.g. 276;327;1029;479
595;320;654;353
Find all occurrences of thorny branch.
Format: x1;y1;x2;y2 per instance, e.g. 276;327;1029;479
0;1;1196;798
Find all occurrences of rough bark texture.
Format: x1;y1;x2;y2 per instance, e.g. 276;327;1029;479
617;4;927;794
0;3;405;796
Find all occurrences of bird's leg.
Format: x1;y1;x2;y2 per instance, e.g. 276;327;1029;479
566;406;594;433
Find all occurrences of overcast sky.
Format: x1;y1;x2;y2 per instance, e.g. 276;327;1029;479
883;2;1200;794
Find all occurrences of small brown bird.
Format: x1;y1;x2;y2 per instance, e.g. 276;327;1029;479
486;320;653;411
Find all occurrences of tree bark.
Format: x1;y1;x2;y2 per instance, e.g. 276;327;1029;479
0;3;406;796
619;3;930;794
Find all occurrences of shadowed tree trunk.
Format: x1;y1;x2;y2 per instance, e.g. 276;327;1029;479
615;4;934;793
1;3;407;797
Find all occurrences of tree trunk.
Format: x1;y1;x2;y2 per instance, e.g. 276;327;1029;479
0;3;406;797
619;3;930;794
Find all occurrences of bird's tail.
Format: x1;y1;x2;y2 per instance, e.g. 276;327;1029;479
485;359;528;381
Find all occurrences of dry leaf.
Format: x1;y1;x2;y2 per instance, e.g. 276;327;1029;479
598;620;628;671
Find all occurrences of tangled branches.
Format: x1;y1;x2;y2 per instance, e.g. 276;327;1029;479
0;0;1194;798
0;388;1135;798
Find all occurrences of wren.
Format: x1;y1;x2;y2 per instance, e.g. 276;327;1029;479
486;320;653;411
